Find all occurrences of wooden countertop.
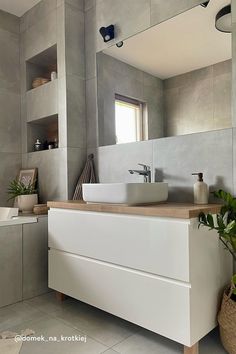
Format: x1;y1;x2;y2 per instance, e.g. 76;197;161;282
47;200;221;219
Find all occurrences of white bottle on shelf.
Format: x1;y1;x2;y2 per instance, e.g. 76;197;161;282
192;172;209;205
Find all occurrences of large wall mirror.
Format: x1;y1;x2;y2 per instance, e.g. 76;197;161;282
97;0;232;146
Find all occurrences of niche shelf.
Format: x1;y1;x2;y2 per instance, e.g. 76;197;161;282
27;114;59;153
26;78;58;122
26;44;57;92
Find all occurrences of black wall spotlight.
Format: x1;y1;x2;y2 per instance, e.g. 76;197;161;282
99;25;115;43
200;1;210;7
116;41;123;48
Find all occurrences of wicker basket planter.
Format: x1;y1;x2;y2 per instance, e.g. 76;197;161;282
218;287;236;354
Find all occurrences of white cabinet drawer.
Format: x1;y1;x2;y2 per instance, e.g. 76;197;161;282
48;209;190;281
49;249;191;345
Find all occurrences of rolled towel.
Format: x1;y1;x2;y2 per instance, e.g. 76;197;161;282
73;154;97;200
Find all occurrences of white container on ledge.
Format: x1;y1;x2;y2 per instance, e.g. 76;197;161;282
17;194;38;213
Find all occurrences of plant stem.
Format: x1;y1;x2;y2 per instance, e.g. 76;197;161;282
220;236;236;262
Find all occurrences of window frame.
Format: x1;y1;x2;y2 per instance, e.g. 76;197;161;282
115;94;145;144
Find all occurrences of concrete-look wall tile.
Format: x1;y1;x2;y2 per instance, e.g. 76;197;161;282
86;77;99;149
20;13;28;34
233;128;236;195
66;0;84;11
0;225;22;308
85;0;95;11
0;10;19;34
213;59;232;77
26;80;58;122
164;65;212;90
213;72;232;130
67;75;86;148
22;148;68;203
23;11;57;60
0;29;20;94
57;3;66;79
23;217;49;299
96;0;151;52
0;91;21;153
21;0;57;32
0;153;22;206
153;129;233;202
58;75;67;148
232;22;236;127
231;0;236;25
65;3;85;78
67;147;87;198
21;95;27;154
150;0;203;26
163;61;232;136
85;6;96;79
57;0;84;11
96;140;153;183
97;53;164;145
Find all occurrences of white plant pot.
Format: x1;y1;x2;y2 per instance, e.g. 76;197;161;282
18;194;38;213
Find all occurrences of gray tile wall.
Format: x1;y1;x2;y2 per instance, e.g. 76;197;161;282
232;0;236;195
22;149;68;203
93;128;233;203
0;225;22;307
153;129;233;202
164;60;232;136
86;0;236;199
0;10;21;206
97;53;164;146
20;0;87;202
23;217;49;299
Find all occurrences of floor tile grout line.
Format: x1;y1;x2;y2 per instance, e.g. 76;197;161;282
27;303;140;350
0;303;47;332
23;295;142;349
30;306;112;349
108;327;143;352
49;311;127;349
3;302;111;352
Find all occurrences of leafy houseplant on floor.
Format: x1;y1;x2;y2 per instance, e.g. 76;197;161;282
199;190;236;354
8;180;38;213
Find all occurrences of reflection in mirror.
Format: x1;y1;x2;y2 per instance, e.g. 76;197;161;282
97;0;232;147
115;95;145;144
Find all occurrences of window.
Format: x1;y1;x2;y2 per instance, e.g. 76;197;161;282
115;94;144;144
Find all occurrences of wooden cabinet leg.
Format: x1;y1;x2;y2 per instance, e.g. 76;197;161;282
55;291;67;301
184;342;199;354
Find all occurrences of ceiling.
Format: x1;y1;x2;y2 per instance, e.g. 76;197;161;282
104;0;232;79
0;0;41;17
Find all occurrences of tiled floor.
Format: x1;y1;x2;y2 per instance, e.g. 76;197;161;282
0;292;227;354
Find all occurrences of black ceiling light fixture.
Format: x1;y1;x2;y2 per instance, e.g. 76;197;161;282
99;25;115;43
215;4;231;33
200;1;210;8
116;41;124;48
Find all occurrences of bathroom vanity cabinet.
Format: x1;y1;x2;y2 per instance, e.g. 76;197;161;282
48;202;232;353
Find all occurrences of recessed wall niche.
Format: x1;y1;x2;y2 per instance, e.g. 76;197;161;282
26;44;57;92
27;114;59;153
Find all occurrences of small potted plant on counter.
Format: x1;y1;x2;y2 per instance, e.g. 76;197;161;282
8;179;38;213
199;189;236;354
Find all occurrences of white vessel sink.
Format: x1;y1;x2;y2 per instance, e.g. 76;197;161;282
0;207;18;221
82;183;168;205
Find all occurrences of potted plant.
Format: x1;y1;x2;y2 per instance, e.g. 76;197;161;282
8;179;38;213
199;190;236;354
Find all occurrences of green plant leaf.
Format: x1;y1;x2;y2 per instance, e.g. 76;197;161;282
7;179;37;200
225;220;236;234
199;189;236;262
207;214;214;228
